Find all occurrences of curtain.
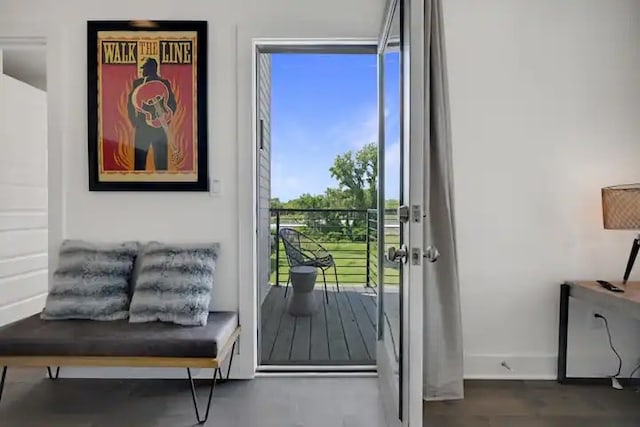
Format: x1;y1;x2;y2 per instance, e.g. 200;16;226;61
423;0;464;401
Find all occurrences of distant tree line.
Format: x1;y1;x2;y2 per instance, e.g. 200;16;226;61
271;143;398;242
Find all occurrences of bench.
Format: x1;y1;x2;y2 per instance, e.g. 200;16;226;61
0;311;241;424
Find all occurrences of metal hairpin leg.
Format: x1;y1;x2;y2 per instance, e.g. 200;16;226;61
0;366;58;405
47;367;60;380
187;341;236;424
0;366;7;403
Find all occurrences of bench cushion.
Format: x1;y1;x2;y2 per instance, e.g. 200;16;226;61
0;312;237;359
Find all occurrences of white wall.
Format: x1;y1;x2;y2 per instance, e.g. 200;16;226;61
0;72;48;326
4;0;634;381
0;0;382;379
445;0;640;378
1;48;47;90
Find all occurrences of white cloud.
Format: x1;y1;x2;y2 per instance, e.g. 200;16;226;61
329;106;379;150
383;140;401;199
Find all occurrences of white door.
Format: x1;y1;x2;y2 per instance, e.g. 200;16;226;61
377;0;425;425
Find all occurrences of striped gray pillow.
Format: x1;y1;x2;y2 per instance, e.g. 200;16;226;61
128;242;219;326
41;240;139;321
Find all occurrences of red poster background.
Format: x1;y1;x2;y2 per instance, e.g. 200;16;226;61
99;53;196;177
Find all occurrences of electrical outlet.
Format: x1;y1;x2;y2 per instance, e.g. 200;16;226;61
590;311;604;330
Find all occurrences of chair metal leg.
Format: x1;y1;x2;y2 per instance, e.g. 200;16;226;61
47;367;60;380
334;264;340;293
187;367;219;425
284;273;291;298
322;269;329;304
0;366;6;403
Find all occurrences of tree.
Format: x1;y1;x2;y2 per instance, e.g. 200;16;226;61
385;199;399;210
270;143;380;242
285;193;325;210
329;143;377;210
270;197;284;210
328;143;378;241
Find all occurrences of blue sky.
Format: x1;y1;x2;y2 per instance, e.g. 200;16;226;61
271;53;400;202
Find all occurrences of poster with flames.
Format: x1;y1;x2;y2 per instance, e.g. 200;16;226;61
88;21;208;191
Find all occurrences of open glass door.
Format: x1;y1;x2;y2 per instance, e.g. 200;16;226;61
378;0;425;425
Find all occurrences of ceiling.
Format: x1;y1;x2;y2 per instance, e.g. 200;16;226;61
2;48;47;91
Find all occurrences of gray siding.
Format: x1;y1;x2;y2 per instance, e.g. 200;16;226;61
257;53;272;306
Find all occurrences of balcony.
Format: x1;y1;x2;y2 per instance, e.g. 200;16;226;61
260;208;399;366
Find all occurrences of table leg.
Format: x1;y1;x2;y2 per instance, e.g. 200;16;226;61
557;283;570;383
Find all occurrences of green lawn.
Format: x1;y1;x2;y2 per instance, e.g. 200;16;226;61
270;241;399;286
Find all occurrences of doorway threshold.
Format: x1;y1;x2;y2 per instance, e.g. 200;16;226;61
257;365;376;376
257;365;377;378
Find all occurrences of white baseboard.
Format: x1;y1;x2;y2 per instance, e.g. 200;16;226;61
463;354;557;380
0;293;46;327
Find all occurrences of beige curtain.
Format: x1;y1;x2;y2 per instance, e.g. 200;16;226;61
423;0;464;401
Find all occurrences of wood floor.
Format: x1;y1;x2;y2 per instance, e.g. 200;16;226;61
2;370;638;426
0;368;386;427
260;285;377;365
424;380;640;426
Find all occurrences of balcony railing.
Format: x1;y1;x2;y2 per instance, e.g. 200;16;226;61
270;208;399;287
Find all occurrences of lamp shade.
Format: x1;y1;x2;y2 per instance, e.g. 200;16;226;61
602;184;640;229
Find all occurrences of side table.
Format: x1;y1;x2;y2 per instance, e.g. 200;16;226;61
287;266;318;316
558;280;640;384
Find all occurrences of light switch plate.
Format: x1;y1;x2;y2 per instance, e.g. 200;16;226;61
210;179;221;196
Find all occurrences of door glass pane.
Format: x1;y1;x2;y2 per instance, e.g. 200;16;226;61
382;1;402;392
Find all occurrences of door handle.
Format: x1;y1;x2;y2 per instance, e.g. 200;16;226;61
424;246;440;263
398;205;410;223
387;244;408;264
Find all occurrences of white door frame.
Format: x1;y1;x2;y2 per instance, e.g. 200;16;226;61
0;22;64;286
249;39;379;372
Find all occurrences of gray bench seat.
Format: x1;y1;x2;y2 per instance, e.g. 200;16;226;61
0;312;238;359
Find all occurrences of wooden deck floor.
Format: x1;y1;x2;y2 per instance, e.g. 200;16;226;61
260;285;377;365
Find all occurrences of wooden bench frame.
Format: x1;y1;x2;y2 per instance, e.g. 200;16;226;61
0;326;241;424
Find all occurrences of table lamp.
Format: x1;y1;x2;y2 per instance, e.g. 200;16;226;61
602;184;640;284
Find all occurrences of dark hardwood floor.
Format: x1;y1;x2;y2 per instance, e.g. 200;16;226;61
1;368;385;426
3;369;639;426
424;380;640;426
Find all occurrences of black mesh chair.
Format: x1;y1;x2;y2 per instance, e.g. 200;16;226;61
278;227;340;304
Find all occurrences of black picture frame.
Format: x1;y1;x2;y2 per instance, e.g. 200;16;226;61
87;20;208;191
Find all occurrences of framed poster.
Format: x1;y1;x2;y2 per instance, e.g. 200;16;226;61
87;20;208;191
